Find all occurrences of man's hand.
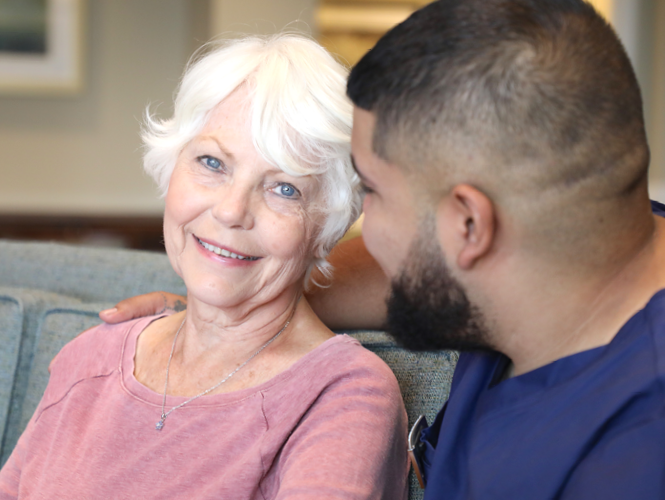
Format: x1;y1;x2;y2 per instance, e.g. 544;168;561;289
306;237;389;330
99;292;187;324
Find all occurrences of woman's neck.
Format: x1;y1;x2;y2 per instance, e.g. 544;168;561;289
179;286;303;362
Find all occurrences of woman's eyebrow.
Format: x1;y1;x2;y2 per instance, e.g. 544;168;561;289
199;135;236;162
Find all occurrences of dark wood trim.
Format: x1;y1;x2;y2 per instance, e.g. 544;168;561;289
0;214;165;252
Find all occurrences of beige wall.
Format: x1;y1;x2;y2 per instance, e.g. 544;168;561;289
210;0;317;36
0;0;317;216
589;0;665;196
647;0;665;195
0;0;193;215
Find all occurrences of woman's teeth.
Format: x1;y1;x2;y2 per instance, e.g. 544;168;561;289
198;239;258;261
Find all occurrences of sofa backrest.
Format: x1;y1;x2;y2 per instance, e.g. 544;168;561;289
0;240;187;303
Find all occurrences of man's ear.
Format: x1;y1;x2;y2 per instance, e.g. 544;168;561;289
436;184;495;270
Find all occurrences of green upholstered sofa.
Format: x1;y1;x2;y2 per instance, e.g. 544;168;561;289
0;239;458;499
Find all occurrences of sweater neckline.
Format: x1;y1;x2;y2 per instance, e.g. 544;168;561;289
119;315;350;408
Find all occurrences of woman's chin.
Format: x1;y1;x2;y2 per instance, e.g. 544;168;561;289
186;286;251;310
183;275;304;313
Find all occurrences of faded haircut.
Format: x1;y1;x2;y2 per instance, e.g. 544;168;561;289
347;0;649;209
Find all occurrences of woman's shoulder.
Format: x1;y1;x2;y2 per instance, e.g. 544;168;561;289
312;333;395;370
49;316;157;383
283;333;403;396
259;333;407;462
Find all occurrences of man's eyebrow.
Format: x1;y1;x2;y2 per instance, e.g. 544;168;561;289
351;155;377;189
350;155;368;182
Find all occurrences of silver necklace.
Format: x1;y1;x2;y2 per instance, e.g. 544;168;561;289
155;308;296;431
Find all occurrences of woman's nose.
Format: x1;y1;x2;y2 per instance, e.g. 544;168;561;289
211;186;255;230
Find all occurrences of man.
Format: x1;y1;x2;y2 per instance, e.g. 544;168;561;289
105;0;665;497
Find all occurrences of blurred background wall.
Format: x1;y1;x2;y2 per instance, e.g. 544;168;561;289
0;0;663;249
0;0;318;217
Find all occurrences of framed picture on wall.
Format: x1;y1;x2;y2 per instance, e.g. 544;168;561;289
0;0;85;95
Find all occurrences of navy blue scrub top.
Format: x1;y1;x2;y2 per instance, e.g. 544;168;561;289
419;201;665;499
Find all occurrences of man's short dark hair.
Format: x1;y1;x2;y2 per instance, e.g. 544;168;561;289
347;0;649;205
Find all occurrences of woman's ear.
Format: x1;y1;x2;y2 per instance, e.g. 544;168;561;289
436;184;496;270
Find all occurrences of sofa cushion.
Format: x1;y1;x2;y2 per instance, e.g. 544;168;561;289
0;296;23;453
18;305;109;439
0;288;112;465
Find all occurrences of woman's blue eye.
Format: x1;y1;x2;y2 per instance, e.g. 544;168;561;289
201;156;222;170
278;184;297;197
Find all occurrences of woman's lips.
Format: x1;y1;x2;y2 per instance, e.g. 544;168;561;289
195;236;260;261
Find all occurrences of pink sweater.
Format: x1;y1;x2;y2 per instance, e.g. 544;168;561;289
0;316;409;499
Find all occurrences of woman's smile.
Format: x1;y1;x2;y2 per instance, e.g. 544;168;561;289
194;235;261;262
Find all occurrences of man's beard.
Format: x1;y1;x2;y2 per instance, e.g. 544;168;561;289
385;217;494;352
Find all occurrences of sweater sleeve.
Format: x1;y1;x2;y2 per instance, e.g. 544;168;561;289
0;429;24;499
0;322;123;499
264;351;410;500
0;385;47;499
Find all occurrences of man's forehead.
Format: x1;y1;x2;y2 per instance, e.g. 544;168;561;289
350;107;378;176
351;106;376;146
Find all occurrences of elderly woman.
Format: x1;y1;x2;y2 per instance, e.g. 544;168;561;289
0;35;408;499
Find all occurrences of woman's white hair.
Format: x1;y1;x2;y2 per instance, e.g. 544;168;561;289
143;33;362;282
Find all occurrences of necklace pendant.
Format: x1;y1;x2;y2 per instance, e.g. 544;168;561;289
155;420;164;431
